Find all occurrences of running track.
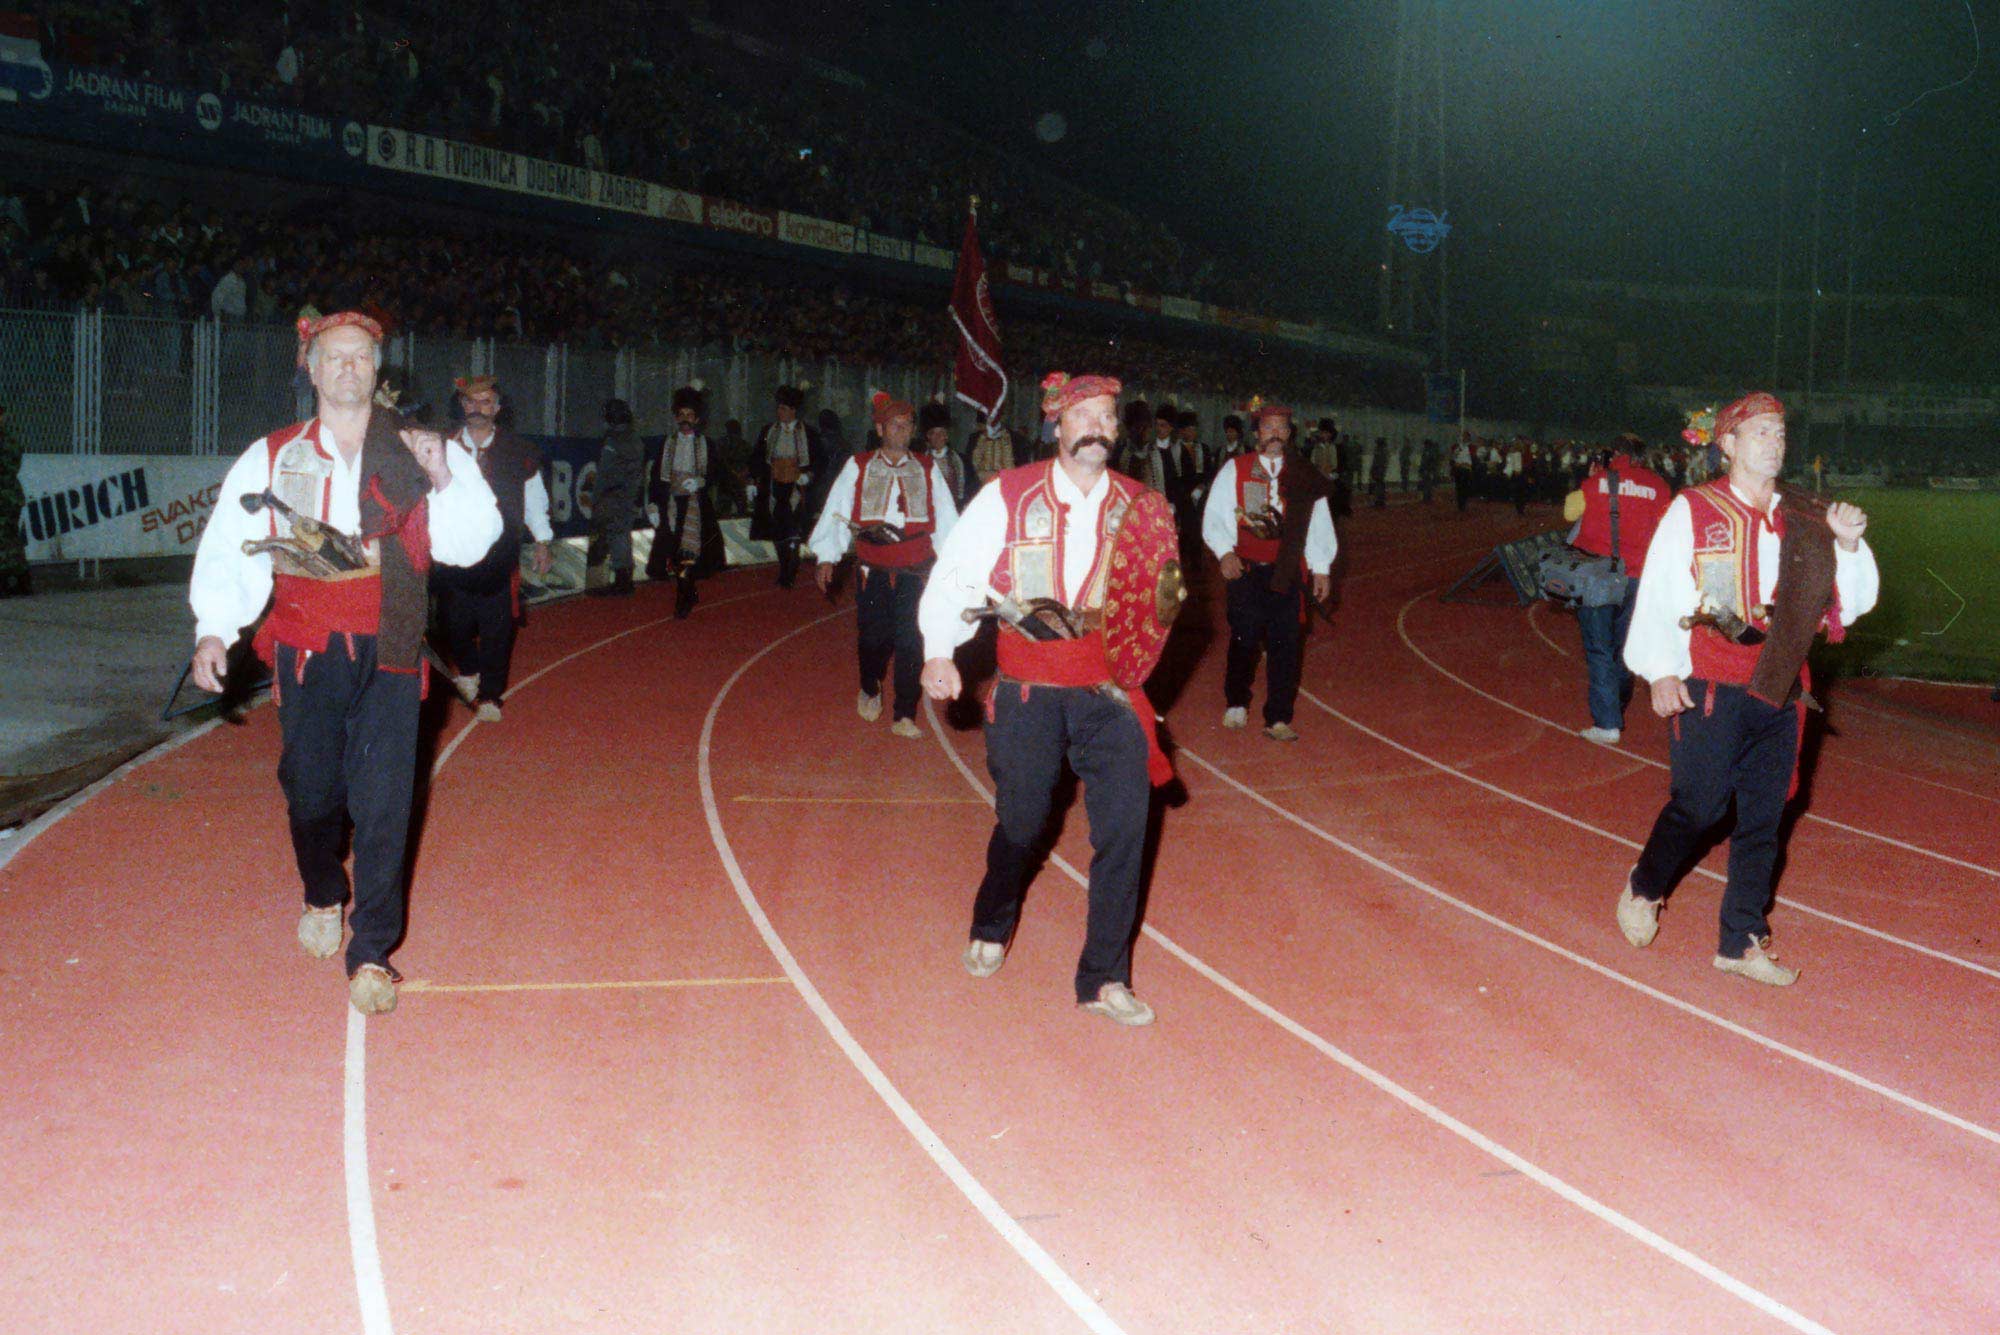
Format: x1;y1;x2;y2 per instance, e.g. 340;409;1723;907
3;501;1994;1334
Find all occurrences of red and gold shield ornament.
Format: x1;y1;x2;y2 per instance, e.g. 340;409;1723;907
1102;488;1186;689
1101;488;1186;786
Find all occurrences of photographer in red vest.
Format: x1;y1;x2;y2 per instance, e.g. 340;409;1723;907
1569;436;1672;745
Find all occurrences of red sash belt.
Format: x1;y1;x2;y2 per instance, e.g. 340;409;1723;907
856;535;936;568
996;631;1173;786
1237;534;1281;564
257;572;382;662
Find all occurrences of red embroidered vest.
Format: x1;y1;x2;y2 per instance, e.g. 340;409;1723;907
1230;454;1282;563
849;449;938;568
986;461;1139;684
255;418;433;670
1682;481;1771;686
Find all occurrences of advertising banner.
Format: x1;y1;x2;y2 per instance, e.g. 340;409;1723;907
19;453;230;561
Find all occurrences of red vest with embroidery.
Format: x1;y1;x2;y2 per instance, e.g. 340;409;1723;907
1230;454;1282;563
1682;481;1770;686
849;449;938;568
256;419;433;668
987;462;1139;683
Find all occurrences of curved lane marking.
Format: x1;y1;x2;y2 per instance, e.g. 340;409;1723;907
703;612;1128;1334
1296;687;2000;984
1394;591;2000;881
921;701;1841;1335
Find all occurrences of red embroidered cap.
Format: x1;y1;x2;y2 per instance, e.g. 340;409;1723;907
1714;392;1785;442
1040;371;1122;419
296;310;384;368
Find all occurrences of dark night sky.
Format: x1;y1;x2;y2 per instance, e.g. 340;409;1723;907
790;0;1996;346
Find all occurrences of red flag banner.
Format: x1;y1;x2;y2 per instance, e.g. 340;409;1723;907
950;203;1007;425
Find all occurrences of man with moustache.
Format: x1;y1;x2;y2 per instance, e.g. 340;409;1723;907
189;313;501;1015
810;391;960;737
919;371;1174;1027
436;373;551;722
1202;399;1338;741
1617;392;1878;985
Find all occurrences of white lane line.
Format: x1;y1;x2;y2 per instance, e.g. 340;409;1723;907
1171;739;2000;1149
348;583;782;1335
1526;600;1572;657
1394;592;2000;881
431;588;778;777
703;614;1126;1335
921;702;1840;1335
345;1008;393;1335
1297;687;2000;984
0;716;228;873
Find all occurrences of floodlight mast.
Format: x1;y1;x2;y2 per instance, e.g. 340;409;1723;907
1378;0;1449;369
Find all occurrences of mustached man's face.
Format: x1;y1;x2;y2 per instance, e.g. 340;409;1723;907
675;408;700;433
881;417;914;452
1057;396;1120;464
1256;415;1291;455
459;389;499;425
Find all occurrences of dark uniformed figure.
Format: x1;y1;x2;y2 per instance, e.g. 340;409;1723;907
588;398;643;597
0;402;27;596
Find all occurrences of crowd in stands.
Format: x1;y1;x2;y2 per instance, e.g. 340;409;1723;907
0;175;1399;410
15;0;1283;313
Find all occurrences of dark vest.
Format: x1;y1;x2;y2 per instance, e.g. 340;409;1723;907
440;427;539;590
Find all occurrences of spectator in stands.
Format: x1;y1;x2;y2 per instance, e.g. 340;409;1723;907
208;254;251;320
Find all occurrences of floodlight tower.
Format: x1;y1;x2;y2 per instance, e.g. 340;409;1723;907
1377;0;1449;366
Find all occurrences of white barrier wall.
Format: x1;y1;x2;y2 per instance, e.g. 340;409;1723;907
18;453;232;561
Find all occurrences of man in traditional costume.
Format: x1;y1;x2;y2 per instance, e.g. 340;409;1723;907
188;312;501;1015
1202;399;1338;741
920;371;1182;1027
919;400;968;506
754;383;816;588
586;397;642;597
436;374;550;722
811;392;960;738
967;414;1020;489
649;384;715;618
1617;392;1878;985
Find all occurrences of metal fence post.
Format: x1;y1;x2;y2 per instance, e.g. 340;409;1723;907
543;344;561;434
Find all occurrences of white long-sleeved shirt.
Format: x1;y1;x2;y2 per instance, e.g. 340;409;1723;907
1200;453;1338;574
919;464;1110;661
191;422;502;645
1622;484;1879;684
808;453;959;565
452;428;554;542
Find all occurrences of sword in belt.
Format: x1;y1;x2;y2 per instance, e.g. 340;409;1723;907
236;490;476;705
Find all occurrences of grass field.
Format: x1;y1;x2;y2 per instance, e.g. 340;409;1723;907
1816;488;2000;683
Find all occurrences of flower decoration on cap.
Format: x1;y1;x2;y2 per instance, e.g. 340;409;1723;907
1242;394;1292;426
1039;370;1123;419
453;374;498;396
871;390;915;428
295;310;384;368
1712;392;1785;443
1680;405;1716;446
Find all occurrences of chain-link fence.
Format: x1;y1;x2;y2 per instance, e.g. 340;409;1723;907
1;308;1497;475
0;309;75;455
101;316;195;455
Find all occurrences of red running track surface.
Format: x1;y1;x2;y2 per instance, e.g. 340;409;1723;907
2;501;1994;1333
